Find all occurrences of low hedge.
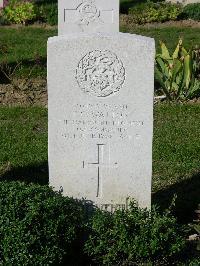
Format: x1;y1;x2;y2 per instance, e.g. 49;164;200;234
34;2;58;25
3;0;36;25
128;2;182;24
1;0;58;25
181;3;200;21
0;181;85;265
85;202;186;265
0;181;187;265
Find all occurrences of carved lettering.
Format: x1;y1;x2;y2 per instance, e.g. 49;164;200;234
61;103;144;140
97;198;130;213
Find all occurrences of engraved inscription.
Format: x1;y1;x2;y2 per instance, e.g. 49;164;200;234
97;198;129;213
61;103;144;140
76;50;125;98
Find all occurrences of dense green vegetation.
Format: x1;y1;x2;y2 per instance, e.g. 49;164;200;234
128;2;182;24
0;181;85;265
155;39;200;101
0;181;188;265
85;202;186;265
180;3;200;21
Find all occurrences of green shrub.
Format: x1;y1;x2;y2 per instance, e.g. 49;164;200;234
3;0;36;24
0;181;85;265
181;3;200;21
0;10;9;25
41;3;57;25
85;202;186;265
120;0;166;14
120;0;139;14
34;3;57;25
155;39;200;101
128;2;182;24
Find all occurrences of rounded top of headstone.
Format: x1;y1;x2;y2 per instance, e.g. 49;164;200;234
75;49;125;98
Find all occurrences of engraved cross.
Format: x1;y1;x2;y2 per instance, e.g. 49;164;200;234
83;144;118;198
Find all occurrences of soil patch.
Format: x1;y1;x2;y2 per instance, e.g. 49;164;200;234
0;79;47;107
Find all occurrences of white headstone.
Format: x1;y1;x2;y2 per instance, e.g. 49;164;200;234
48;32;155;211
58;0;119;35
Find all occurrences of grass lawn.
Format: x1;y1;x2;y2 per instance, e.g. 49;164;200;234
0;24;200;78
0;104;199;222
0;27;57;78
121;26;200;52
0;107;48;184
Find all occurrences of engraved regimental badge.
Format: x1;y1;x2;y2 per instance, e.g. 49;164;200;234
77;0;101;26
76;50;125;98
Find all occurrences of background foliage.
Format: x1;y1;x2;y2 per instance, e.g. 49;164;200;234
128;2;182;24
181;3;200;21
0;0;200;25
3;0;36;25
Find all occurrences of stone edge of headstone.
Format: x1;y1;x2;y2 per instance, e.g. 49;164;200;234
48;32;155;50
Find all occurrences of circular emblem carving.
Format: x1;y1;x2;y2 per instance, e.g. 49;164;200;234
77;0;100;25
76;50;125;98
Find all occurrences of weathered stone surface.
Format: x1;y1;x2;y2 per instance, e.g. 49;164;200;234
48;33;155;210
58;0;119;35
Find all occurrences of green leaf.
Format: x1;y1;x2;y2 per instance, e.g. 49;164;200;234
172;40;181;59
160;41;171;60
155;67;172;100
183;54;192;89
156;56;169;78
180;46;189;57
172;59;182;82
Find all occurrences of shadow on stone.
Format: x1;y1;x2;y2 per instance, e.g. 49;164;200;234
0;161;49;185
153;172;200;223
